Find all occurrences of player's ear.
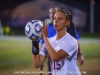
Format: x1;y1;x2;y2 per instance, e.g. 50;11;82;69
66;20;70;26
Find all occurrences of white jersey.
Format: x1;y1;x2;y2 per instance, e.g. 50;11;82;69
40;33;81;75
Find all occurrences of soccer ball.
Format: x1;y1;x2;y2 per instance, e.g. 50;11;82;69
25;20;43;41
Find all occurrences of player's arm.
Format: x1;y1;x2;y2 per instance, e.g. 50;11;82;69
77;41;82;55
77;41;84;65
43;37;68;61
33;54;46;68
75;29;84;65
32;41;46;68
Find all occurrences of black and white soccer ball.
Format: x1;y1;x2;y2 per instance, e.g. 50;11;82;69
25;20;43;41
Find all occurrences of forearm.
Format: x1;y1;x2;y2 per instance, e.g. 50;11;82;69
32;41;42;68
33;54;41;68
78;41;82;55
43;37;60;61
77;41;84;65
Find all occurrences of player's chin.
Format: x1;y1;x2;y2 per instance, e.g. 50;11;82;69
54;26;58;30
54;27;60;31
54;28;57;30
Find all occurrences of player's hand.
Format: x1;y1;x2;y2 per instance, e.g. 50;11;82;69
78;54;84;65
40;21;49;38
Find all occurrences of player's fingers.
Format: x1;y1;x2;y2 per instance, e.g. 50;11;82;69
45;21;49;30
42;21;45;28
39;26;42;30
81;60;84;65
79;58;84;65
80;61;83;65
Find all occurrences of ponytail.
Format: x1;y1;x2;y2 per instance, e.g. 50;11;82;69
67;22;76;39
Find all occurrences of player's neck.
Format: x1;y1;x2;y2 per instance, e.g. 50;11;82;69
56;31;66;40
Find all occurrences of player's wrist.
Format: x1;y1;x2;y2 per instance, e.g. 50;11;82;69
78;53;82;56
32;47;39;55
32;41;39;49
43;35;48;38
32;41;39;55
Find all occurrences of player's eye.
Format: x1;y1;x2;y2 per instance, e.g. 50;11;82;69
58;17;62;21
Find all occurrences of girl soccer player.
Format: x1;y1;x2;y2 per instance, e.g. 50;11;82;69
32;9;81;75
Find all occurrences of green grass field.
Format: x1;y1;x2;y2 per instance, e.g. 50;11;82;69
0;36;100;75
